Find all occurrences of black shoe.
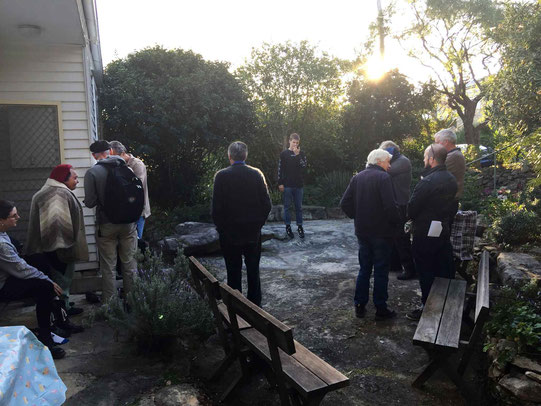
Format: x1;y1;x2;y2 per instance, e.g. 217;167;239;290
297;225;305;239
397;271;416;280
355;305;366;318
406;308;423;321
66;307;84;316
51;325;71;338
285;225;294;239
57;319;84;334
38;336;66;359
375;308;397;321
85;292;101;304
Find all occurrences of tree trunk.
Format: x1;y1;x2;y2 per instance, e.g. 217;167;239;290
462;99;480;145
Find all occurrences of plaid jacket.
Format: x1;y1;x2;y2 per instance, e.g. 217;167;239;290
451;210;477;260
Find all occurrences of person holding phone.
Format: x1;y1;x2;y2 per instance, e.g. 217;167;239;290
277;133;307;239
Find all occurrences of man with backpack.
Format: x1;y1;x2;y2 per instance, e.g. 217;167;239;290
84;140;144;303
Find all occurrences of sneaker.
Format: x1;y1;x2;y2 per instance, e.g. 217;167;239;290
52;325;71;338
66;307;84;316
285;225;294;239
57;319;84;334
397;270;416;280
406;308;423;321
297;225;305;239
375;308;397;321
355;304;366;318
38;336;66;359
85;292;101;304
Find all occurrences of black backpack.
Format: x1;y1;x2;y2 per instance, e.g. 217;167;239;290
97;161;144;224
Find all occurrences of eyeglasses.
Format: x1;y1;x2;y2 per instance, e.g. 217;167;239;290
7;212;19;219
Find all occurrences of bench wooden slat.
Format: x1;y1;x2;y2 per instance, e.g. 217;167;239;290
475;251;490;322
217;302;251;330
413;278;450;346
241;328;329;395
291;341;349;389
220;283;295;355
435;279;467;349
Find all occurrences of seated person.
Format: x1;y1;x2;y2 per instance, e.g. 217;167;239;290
0;199;65;359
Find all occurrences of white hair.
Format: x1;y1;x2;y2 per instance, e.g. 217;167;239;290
366;149;392;167
435;129;457;145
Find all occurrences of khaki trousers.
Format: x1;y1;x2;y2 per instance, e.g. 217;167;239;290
96;222;137;302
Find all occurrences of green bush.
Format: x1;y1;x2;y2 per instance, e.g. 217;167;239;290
98;250;214;354
494;210;540;246
484;282;541;364
305;171;353;207
144;204;211;242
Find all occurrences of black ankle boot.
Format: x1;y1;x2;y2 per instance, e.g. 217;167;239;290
285;225;294;239
297;225;305;239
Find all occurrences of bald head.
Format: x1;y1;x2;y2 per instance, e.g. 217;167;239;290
424;143;448;168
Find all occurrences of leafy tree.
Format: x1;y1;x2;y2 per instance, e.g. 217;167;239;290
100;46;255;207
397;0;501;145
341;69;436;171
486;1;541;184
236;41;346;184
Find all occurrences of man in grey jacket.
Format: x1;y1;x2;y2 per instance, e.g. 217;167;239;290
84;140;138;303
380;141;416;280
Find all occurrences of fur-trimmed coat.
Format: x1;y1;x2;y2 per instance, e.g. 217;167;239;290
25;178;88;263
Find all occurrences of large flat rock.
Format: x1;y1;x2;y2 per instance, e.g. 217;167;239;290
496;252;541;284
159;222;275;256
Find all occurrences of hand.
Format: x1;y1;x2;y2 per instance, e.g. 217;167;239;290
293;146;300;155
278;185;284;192
52;282;63;297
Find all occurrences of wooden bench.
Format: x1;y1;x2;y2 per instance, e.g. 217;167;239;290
412;250;490;399
188;256;252;380
220;282;349;406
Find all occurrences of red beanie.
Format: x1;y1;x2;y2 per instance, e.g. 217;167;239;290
49;164;73;182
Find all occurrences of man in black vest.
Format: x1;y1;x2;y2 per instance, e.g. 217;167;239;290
406;143;458;321
212;141;272;306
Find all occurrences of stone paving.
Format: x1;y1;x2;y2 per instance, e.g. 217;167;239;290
0;219;490;405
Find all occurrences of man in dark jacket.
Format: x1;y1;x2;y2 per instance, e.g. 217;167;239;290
212;141;272;306
278;133;307;239
380;141;416;280
406;143;458;320
340;149;401;320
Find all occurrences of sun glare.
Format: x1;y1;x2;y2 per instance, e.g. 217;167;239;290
363;55;387;81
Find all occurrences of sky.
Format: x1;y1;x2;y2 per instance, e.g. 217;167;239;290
95;0;427;81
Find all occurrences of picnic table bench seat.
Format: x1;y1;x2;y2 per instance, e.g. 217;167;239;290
412;250;490;401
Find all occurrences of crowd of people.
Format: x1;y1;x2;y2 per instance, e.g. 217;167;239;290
0;140;150;359
213;129;465;322
0;128;465;360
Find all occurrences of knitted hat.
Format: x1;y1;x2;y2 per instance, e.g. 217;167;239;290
49;164;73;182
89;140;111;153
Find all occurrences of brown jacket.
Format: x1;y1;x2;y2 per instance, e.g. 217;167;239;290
127;155;151;218
446;147;466;199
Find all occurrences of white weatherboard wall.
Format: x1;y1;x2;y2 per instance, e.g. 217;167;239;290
0;43;98;271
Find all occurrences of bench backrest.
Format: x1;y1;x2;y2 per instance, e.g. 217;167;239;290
475;250;490;323
188;256;221;301
219;283;296;355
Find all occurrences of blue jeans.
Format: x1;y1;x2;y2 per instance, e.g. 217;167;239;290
136;216;145;239
354;237;392;309
283;187;303;226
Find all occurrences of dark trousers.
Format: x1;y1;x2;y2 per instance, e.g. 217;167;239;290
412;233;454;305
354;237;392;309
390;205;415;273
0;277;55;337
219;234;262;306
